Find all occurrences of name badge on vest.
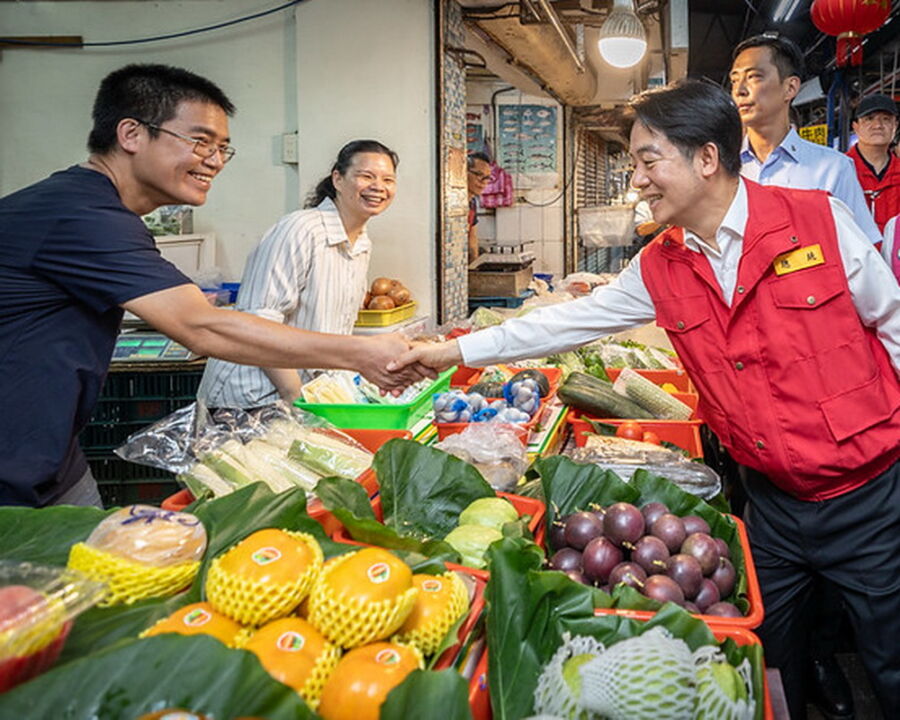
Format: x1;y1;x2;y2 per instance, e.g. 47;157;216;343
772;243;825;276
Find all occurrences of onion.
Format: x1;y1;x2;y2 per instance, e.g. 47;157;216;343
371;277;394;296
367;295;395;310
388;285;411;305
361;291;372;309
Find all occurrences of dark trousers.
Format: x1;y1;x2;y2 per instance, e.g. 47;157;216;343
741;461;900;720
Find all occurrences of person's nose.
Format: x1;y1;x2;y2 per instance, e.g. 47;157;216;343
731;78;747;98
630;167;648;190
202;149;226;171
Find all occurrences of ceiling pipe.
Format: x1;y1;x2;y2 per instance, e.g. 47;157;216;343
534;0;586;74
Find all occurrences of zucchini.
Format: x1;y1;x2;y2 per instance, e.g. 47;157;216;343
558;371;654;419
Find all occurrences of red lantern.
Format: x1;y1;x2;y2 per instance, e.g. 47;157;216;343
811;0;891;67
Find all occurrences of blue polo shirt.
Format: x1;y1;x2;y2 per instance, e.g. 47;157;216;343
0;166;191;506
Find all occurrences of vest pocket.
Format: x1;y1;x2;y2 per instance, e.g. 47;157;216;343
818;373;900;443
654;295;710;333
769;265;845;309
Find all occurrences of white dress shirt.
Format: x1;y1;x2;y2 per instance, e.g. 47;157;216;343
740;128;882;244
197;198;371;408
459;179;900;376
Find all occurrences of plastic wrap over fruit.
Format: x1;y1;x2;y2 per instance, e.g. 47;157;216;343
84;505;207;567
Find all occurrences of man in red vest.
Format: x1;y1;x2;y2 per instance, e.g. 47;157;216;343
390;80;900;720
847;93;900;233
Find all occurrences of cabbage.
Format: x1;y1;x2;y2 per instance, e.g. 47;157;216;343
443;524;503;568
458;497;518;532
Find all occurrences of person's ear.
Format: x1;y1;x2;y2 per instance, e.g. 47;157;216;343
784;75;801;103
696;142;720;179
332;168;343;191
116;118;144;155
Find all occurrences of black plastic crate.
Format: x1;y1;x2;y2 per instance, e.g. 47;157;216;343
87;454;179;508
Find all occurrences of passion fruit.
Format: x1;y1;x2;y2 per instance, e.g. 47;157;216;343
141;602;243;647
317;641;423;720
307;548;417;648
244;616;340;708
205;529;323;626
395;572;469;656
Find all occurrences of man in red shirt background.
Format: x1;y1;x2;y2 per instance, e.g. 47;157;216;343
847;93;900;232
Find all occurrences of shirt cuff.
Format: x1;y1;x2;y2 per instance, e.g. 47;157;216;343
458;327;502;367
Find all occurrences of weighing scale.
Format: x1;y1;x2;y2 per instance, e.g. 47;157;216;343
111;332;198;362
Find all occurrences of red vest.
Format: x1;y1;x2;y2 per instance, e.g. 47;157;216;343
640;180;900;501
847;144;900;232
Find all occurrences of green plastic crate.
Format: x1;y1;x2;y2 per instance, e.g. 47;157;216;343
294;367;455;429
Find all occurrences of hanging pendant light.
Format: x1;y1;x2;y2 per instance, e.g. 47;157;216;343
598;0;647;69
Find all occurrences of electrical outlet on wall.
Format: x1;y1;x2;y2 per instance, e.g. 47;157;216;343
281;132;299;164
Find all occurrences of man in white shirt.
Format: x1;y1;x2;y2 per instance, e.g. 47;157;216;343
390;80;900;720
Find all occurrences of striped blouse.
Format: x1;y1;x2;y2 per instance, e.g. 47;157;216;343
197;198;371;408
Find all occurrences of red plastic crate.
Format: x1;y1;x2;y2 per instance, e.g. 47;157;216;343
468;624;773;720
464;366;563;395
159;428;412;537
566;411;704;458
450;365;482;388
605;367;697;394
331;492;546;581
433;572;486;670
591;515;764;631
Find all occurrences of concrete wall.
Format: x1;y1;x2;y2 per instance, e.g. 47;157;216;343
1;0;438;318
295;0;436;320
0;0;297;279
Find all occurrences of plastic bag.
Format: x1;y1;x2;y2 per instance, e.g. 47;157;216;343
84;505;207;567
0;561;106;691
116;401;374;501
434;424;529;491
566;436;721;500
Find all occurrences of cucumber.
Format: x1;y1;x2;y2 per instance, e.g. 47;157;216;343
558;372;654;419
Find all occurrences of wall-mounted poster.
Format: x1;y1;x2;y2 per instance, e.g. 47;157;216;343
466;106;486;154
497;103;558;189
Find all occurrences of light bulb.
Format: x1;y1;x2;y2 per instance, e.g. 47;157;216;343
598;0;647;69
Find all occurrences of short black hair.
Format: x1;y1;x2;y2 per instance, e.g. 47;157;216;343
88;64;235;154
733;33;805;82
467;151;491;168
622;80;743;177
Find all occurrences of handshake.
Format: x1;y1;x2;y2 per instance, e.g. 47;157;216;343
356;332;463;394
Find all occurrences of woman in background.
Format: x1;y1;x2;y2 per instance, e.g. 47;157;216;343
198;139;399;408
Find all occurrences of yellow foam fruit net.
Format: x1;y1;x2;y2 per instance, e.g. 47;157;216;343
394;572;469;657
308;552;419;649
67;543;199;606
205;531;323;626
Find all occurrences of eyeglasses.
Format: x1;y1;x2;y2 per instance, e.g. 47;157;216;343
137;120;236;164
468;169;492;182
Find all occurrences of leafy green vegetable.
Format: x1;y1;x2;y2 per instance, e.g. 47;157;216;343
485;538;765;720
444;525;503;568
0;505;111;566
375;439;495;540
459;497;518;531
381;669;474;720
1;634;314;719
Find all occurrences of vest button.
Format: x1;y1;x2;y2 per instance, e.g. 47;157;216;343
676;321;685;329
806;295;816;305
735;361;744;370
790;236;799;244
664;240;671;247
736;285;745;294
756;440;765;449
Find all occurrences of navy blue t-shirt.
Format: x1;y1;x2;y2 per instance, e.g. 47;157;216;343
0;166;191;506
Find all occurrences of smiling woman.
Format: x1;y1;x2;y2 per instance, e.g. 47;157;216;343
197;140;401;409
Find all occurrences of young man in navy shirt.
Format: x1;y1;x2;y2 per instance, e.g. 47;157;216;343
0;64;427;508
